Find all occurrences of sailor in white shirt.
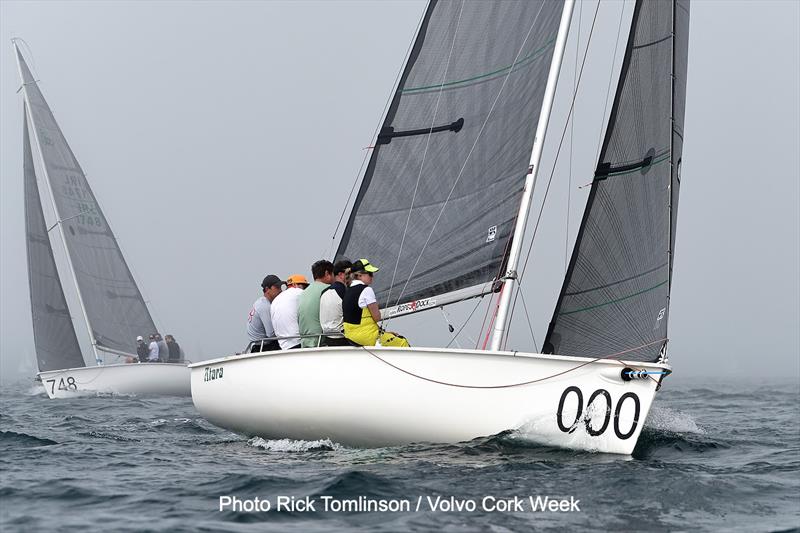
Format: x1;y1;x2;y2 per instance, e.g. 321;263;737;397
147;334;160;362
319;260;352;346
270;274;309;350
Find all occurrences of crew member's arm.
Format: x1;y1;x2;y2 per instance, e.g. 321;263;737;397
367;302;381;323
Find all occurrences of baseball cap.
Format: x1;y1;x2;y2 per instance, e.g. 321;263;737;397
286;274;309;286
136;335;143;341
261;274;284;289
351;259;379;273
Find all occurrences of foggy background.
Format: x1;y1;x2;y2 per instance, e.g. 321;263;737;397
1;0;798;384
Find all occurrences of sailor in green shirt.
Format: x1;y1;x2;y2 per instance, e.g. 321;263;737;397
297;259;335;348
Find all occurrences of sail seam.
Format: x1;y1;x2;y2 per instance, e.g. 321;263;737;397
400;35;557;94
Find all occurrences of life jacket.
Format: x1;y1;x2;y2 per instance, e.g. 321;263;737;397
343;284;379;346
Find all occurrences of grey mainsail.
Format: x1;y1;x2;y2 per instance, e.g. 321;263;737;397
543;0;690;362
17;47;158;357
24;108;85;372
336;0;564;315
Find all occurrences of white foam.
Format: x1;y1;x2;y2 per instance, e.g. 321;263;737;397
644;406;704;434
247;437;342;452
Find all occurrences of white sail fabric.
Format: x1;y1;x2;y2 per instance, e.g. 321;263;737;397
24;108;85;372
17;48;158;356
336;0;564;313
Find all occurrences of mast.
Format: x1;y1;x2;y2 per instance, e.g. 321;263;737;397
489;0;575;351
14;42;102;365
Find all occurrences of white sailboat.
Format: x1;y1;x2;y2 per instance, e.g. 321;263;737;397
14;42;190;399
190;0;689;454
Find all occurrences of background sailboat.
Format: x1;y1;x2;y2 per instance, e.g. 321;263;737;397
190;0;689;454
15;42;190;399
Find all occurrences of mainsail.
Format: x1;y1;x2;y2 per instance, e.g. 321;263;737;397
336;0;564;317
544;0;690;362
16;47;158;357
24;108;85;372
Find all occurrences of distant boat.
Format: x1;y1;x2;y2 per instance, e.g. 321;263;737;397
14;42;190;399
191;0;689;454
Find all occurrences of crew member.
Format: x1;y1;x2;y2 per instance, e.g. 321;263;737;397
343;259;381;346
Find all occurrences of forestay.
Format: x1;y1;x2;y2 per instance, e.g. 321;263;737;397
17;49;158;356
544;0;690;362
24;109;85;372
336;0;564;316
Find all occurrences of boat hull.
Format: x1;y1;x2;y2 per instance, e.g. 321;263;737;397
190;347;668;454
38;363;191;399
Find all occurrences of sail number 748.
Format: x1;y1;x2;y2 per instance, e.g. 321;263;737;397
46;377;77;394
556;387;640;439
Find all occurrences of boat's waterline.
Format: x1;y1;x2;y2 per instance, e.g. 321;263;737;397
190;347;669;454
38;362;191;399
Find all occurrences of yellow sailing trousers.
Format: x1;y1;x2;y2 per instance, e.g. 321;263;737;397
344;308;379;346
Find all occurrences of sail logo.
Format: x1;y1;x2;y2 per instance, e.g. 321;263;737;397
204;366;224;382
655;307;666;327
486;225;497;243
390;298;436;315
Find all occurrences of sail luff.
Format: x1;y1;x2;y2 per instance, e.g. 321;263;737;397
15;44;102;365
489;0;575;351
23;105;86;372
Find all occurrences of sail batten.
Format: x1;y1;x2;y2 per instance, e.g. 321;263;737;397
543;0;690;362
336;0;565;314
16;47;158;358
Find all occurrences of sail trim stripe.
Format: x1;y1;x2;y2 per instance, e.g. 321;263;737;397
563;261;669;296
559;280;669;316
401;35;556;93
631;34;671;50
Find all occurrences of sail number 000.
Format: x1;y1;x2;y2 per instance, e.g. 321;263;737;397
556;387;640;440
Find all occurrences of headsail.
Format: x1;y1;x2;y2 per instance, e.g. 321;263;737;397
24;108;85;372
16;47;158;356
336;0;565;316
544;0;690;362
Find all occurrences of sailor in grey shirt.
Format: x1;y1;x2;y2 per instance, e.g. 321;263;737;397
247;274;284;350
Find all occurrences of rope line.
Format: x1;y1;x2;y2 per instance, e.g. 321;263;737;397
359;337;667;390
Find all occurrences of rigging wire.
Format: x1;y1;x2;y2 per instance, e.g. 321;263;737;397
566;0;583;273
324;3;429;260
595;0;628;161
505;0;602;347
444;297;484;349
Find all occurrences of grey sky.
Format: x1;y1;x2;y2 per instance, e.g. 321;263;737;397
1;0;798;383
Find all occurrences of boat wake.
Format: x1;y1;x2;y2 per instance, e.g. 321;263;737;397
248;437;342;452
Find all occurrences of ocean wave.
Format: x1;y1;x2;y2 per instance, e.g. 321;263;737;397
248;437;342;452
0;430;58;448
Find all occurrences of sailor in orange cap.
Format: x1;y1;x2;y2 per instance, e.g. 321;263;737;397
270;273;309;350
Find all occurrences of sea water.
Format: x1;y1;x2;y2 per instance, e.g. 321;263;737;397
0;377;797;532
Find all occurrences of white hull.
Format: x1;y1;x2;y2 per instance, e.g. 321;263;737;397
190;347;668;454
38;363;191;399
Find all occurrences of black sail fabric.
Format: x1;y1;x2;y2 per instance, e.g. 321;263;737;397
336;0;564;310
544;0;690;362
18;50;158;356
24;110;85;372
